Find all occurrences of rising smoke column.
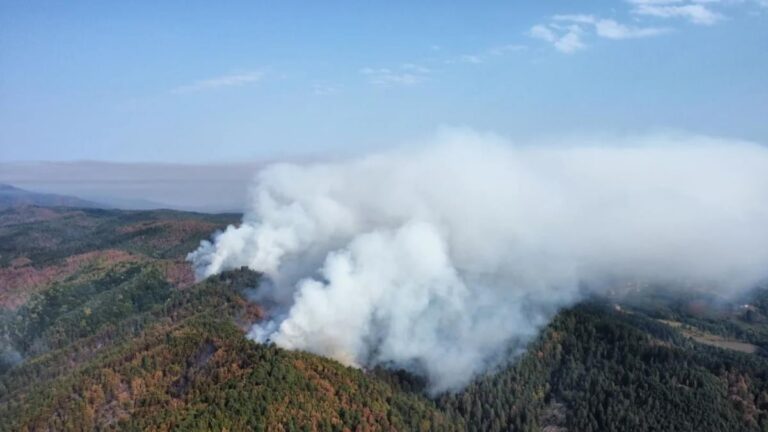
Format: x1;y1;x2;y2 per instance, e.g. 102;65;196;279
188;129;768;392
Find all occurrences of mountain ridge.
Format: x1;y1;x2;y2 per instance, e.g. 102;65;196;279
0;183;104;209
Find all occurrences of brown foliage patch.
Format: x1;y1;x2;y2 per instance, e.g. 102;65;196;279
161;260;196;289
0;249;140;309
117;220;219;248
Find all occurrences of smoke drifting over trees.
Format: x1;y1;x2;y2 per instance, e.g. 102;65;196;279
189;130;768;392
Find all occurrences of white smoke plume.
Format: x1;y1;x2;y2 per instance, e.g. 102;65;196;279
188;129;768;392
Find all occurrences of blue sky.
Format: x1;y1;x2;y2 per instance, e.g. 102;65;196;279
1;0;767;163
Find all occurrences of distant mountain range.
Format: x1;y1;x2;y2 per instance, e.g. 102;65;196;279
0;183;103;209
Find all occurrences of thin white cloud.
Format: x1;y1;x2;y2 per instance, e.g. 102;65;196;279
457;54;483;64
555;27;587;53
634;5;722;24
629;0;686;3
554;15;669;39
487;44;527;56
401;63;431;74
628;0;723;24
450;44;527;64
361;44;523;88
360;65;430;86
529;24;558;43
594;19;669;38
530;0;763;53
312;83;340;96
552;14;599;24
531;11;669;53
173;71;264;94
529;24;586;54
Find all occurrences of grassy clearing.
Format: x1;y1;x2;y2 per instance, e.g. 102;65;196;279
658;319;759;354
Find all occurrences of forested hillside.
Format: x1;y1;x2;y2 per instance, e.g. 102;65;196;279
1;206;767;431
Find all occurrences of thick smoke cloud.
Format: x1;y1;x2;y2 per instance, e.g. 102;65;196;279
188;130;768;392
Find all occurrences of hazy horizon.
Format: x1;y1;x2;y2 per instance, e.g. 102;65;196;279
0;160;267;212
